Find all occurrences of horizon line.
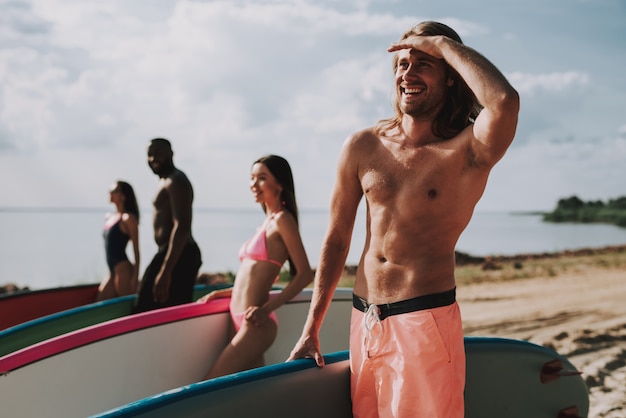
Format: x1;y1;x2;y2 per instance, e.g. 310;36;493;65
0;206;547;215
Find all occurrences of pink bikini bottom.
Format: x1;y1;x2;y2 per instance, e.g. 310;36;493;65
230;310;278;332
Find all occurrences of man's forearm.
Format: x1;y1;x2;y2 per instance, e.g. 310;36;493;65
160;223;190;276
302;241;349;335
436;36;517;111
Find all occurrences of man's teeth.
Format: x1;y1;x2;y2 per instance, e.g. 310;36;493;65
404;87;423;94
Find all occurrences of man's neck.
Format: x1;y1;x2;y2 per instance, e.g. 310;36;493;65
158;165;176;179
400;115;438;146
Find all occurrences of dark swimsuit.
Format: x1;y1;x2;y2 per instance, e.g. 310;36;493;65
134;239;202;313
103;219;130;273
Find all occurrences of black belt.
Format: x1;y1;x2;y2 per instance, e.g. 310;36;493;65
353;288;456;320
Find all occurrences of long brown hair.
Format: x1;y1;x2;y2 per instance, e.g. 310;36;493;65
254;155;299;276
116;180;140;221
375;21;482;139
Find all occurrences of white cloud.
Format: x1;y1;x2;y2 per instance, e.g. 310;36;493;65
2;1;404;152
0;0;625;212
277;54;390;133
508;71;591;94
508;71;590;95
480;131;626;211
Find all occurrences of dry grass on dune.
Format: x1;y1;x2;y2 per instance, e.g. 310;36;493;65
454;245;626;285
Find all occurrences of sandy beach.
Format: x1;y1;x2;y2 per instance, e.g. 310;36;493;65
456;247;626;418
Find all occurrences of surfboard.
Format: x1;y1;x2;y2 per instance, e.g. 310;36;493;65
0;283;99;330
464;337;589;417
0;288;353;418
94;338;589;418
96;351;353;418
0;284;228;357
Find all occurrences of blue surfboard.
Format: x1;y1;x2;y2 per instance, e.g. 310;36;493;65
93;338;589;418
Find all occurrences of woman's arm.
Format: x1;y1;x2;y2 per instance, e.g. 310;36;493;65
124;213;141;282
258;211;314;314
197;287;233;303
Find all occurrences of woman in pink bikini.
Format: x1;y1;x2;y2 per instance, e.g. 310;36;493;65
97;180;140;301
198;155;313;379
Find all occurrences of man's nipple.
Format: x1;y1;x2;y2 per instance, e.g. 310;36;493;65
428;189;437;198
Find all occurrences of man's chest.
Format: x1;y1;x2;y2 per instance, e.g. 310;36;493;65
359;147;465;203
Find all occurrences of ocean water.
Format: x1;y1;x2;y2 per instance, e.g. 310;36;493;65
2;208;626;290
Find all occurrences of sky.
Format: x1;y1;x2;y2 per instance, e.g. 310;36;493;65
1;0;625;212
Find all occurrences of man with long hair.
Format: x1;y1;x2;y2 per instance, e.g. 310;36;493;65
289;21;519;417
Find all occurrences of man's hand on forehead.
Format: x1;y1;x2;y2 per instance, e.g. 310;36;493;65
388;35;445;60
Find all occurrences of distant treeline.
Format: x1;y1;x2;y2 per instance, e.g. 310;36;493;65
543;195;626;227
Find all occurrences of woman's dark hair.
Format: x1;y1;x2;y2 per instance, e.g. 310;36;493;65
254;154;299;276
117;180;140;221
375;21;483;139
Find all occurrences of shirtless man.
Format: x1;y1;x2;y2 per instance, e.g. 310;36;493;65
288;21;519;417
134;138;202;313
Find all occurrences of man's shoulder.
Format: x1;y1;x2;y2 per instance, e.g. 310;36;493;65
346;127;381;146
168;168;192;184
160;169;193;195
352;126;378;138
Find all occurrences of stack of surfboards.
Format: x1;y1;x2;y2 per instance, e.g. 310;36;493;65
0;284;228;357
0;287;588;417
0;288;352;417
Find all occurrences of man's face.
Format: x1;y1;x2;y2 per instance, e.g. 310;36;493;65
394;47;450;119
147;143;171;176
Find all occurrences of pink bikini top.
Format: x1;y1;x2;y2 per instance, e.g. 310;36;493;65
238;216;284;267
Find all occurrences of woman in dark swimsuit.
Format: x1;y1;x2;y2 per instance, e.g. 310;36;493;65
97;180;141;301
198;155;313;380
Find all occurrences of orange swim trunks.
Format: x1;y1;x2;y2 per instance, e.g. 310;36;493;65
350;289;465;418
